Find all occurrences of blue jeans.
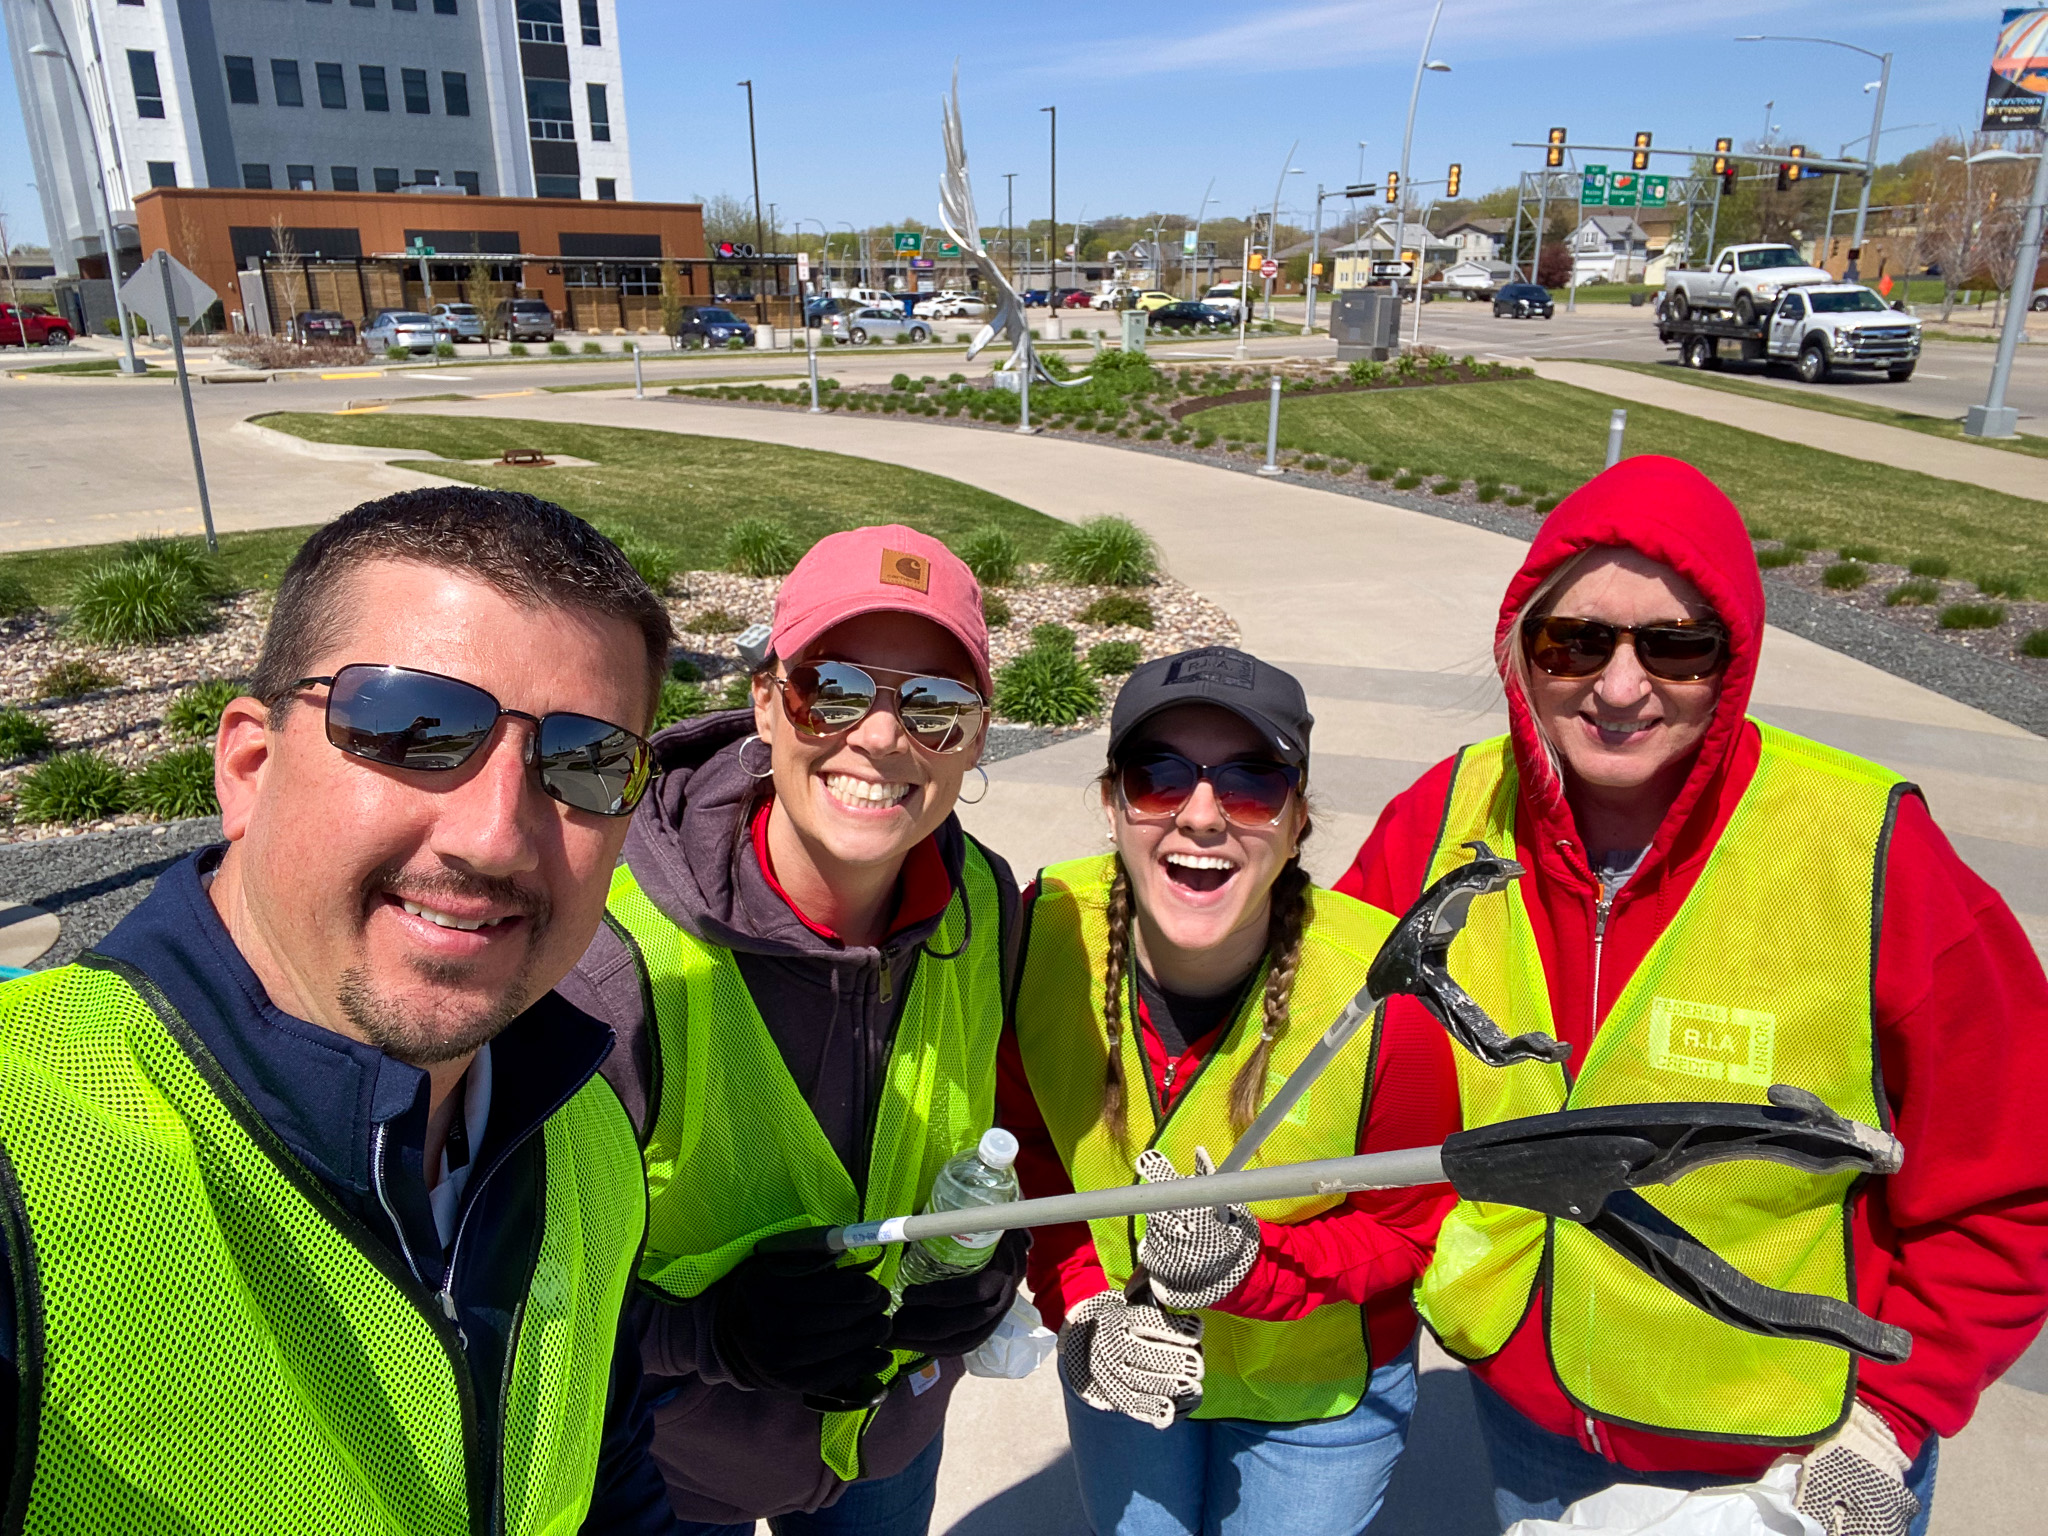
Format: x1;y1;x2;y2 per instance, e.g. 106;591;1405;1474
1063;1344;1420;1536
1470;1374;1938;1535
673;1432;943;1536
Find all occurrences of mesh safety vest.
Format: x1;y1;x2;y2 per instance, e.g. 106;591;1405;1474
1013;853;1397;1423
604;841;1004;1482
0;955;646;1536
1413;724;1906;1444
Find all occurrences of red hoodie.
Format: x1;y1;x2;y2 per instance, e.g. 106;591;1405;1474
1336;455;2048;1473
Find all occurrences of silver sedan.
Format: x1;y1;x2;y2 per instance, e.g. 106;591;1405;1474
362;310;441;354
821;306;932;345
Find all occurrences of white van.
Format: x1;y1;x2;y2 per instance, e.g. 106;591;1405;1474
840;287;900;311
1202;283;1247;320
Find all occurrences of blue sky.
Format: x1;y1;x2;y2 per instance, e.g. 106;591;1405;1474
0;0;2019;249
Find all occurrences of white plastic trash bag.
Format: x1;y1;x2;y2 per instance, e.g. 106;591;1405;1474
1503;1457;1823;1536
964;1292;1056;1379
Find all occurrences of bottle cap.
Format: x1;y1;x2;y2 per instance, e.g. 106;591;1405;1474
978;1128;1019;1170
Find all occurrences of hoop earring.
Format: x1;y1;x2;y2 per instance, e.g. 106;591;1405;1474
738;735;774;779
957;765;990;805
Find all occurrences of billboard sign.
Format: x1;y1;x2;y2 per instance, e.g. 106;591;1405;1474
909;256;936;270
1984;8;2048;129
1581;165;1608;206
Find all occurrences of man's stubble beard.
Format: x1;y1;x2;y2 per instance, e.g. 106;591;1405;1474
336;946;544;1065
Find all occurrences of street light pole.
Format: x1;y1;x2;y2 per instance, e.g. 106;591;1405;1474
1265;140;1300;322
1042;106;1059;337
1189;177;1216;299
1392;0;1449;329
1966;139;2048;439
1305;185;1326;332
1736;36;1890;279
1004;172;1016;275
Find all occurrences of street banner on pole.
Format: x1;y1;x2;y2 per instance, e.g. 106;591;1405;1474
120;252;216;336
1983;8;2048;129
1183;229;1198;254
1581;166;1609;206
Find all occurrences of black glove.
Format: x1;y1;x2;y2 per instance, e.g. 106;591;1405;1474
709;1244;893;1397
889;1227;1030;1358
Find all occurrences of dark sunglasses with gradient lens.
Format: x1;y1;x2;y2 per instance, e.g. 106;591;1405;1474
1521;615;1730;684
292;664;653;817
774;660;987;755
1118;750;1302;829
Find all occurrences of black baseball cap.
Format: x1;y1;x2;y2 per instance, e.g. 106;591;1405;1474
1107;647;1313;769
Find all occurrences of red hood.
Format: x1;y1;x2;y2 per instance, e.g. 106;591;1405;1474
1496;455;1764;883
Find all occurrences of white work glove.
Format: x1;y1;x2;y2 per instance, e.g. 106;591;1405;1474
1057;1288;1204;1430
1795;1404;1920;1536
1133;1147;1260;1311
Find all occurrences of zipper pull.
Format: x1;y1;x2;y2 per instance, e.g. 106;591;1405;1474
877;951;894;1006
438;1290;469;1349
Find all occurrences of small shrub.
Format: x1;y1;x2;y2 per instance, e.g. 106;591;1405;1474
1908;555;1951;578
611;535;676;594
1087;639;1143;676
1141;424;1165;440
1194;429;1216;448
1393;473;1422;490
0;571;39;621
893;332;913;345
434;342;456;359
1030;622;1077;655
547;341;570;356
129;746;219;820
385;345;408;361
982;590;1013;627
15;750;128;824
509;343;529;357
1886;579;1940;606
1939;602;2006;630
957;525;1020;587
0;708;54;763
668;656;703;682
2020;629;2048;659
121;537;228;596
1823;561;1869;590
687;606;749;634
719;672;755;709
1078;592;1155;629
1114;426;1131;438
1475;483;1501;503
1169;428;1191;444
165;678;245;741
724;517;802;577
1346;359;1386;385
1368;464;1392;481
1838;543;1884;564
654;678;709;729
1533;496;1561;515
1432;478;1460;495
581;340;603;355
1503;493;1530;507
1976;573;2029;600
1051;517;1157;587
995;647;1100;726
1757;547;1802;569
70;548;214;645
35;659;119;701
1785;533;1821;552
1300;456;1325;471
947;373;966;385
728;337;747;350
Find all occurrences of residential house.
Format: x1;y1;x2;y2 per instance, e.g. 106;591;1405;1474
1329;219;1457;289
1441;217;1509;263
1441;257;1513;294
1572;214;1649;283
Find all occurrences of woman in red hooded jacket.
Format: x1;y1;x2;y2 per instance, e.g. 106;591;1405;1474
1338;456;2048;1536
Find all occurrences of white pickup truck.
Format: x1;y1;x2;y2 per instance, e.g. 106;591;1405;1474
1663;243;1832;326
1657;282;1921;382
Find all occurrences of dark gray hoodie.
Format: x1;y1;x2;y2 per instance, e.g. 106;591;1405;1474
560;710;1021;1526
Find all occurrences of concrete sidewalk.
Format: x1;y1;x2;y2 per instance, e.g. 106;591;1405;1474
1530;359;2048;503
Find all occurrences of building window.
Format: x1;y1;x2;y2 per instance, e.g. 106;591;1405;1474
454;170;480;195
127;50;165;118
412;169;438;185
401;68;430;114
580;1;601;45
119;0;143;6
360;65;388;111
442;71;469;116
434;0;457;12
332;165;360;191
287;163;316;190
147;161;178;188
596;178;616;201
374;166;401;193
516;1;564;44
243;163;273;189
535;174;579;199
586;82;609;142
225;55;259;105
272;60;304;108
392;0;415;10
351;0;375;8
525;78;572;140
316;62;346;109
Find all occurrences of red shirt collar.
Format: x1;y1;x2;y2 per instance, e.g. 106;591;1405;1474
749;800;954;945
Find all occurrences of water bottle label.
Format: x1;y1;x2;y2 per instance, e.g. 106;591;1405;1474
954;1229;999;1250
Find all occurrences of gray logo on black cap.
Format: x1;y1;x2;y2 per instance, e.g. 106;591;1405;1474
1164;649;1255;689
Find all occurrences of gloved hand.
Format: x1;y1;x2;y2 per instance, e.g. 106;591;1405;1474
1795;1403;1920;1536
890;1228;1030;1358
709;1243;893;1398
1057;1287;1204;1430
1133;1146;1260;1312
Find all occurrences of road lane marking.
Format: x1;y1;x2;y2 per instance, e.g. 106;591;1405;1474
321;370;382;380
335;405;387;414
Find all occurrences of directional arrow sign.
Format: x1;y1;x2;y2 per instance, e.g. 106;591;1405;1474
120;251;216;335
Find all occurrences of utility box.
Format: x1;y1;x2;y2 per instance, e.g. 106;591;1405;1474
1120;307;1148;353
1332;289;1398;361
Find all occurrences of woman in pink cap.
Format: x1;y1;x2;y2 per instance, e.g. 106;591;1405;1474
563;525;1024;1534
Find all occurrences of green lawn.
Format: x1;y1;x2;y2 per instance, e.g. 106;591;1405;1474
0;415;1059;605
1583;359;2048;460
1196;378;2048;590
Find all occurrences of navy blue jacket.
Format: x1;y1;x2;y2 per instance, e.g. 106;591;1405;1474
0;848;680;1535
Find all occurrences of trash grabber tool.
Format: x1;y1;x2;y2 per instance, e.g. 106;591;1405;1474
758;1086;1910;1364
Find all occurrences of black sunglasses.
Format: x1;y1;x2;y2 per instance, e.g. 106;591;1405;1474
1117;750;1302;828
1521;615;1730;683
291;664;653;817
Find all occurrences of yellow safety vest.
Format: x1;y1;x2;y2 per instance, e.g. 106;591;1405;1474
1014;853;1397;1423
1414;724;1906;1443
604;841;1004;1481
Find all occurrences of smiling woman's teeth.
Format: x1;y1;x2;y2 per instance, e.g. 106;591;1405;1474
398;899;508;932
1165;853;1238;871
825;774;911;808
1594;719;1656;737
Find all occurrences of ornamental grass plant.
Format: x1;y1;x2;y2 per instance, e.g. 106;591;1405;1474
16;750;128;824
1050;517;1156;588
129;747;221;820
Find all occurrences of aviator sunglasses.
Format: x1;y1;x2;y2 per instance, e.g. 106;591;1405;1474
1521;615;1730;684
773;660;988;755
1118;750;1302;829
289;664;653;817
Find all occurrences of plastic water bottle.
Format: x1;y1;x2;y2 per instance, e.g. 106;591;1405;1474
895;1129;1021;1289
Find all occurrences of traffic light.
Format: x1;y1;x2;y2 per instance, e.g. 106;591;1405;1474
1446;162;1461;198
1546;127;1567;168
1775;160;1792;193
1632;131;1652;172
1713;137;1735;195
1787;144;1806;185
1386;170;1400;204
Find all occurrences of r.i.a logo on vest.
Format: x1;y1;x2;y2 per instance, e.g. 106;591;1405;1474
1648;996;1777;1087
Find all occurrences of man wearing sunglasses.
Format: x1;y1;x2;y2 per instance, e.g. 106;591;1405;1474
1340;457;2048;1536
0;488;687;1534
563;525;1022;1533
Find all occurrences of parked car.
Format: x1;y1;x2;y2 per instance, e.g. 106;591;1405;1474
820;306;931;345
911;290;972;317
2032;286;2048;312
0;302;74;346
1147;301;1232;333
1021;289;1050;307
362;310;441;354
838;287;897;310
1091;286;1136;311
291;309;356;344
1058;289;1095;309
428;302;483;341
492;298;557;342
1492;282;1555;319
673;306;756;348
916;293;987;320
1200;284;1247;320
1131;291;1177;313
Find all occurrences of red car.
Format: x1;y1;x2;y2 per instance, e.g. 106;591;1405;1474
0;303;75;346
1058;288;1094;309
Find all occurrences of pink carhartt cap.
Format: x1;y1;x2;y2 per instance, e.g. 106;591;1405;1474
770;525;992;697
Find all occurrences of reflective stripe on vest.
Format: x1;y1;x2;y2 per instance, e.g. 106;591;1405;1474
606;841;1003;1481
1413;724;1903;1443
1013;853;1397;1423
0;955;645;1536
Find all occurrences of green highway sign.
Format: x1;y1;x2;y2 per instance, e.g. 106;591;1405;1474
934;238;962;257
1640;175;1670;208
408;238;436;255
893;231;923;253
1607;170;1640;208
1580;166;1608;206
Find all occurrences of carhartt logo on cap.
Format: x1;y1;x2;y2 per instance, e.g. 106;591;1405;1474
880;549;931;594
1165;649;1254;689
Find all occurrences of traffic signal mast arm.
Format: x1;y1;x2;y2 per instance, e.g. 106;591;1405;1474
1512;140;1869;175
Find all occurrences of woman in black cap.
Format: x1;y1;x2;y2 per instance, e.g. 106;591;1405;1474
996;646;1461;1536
